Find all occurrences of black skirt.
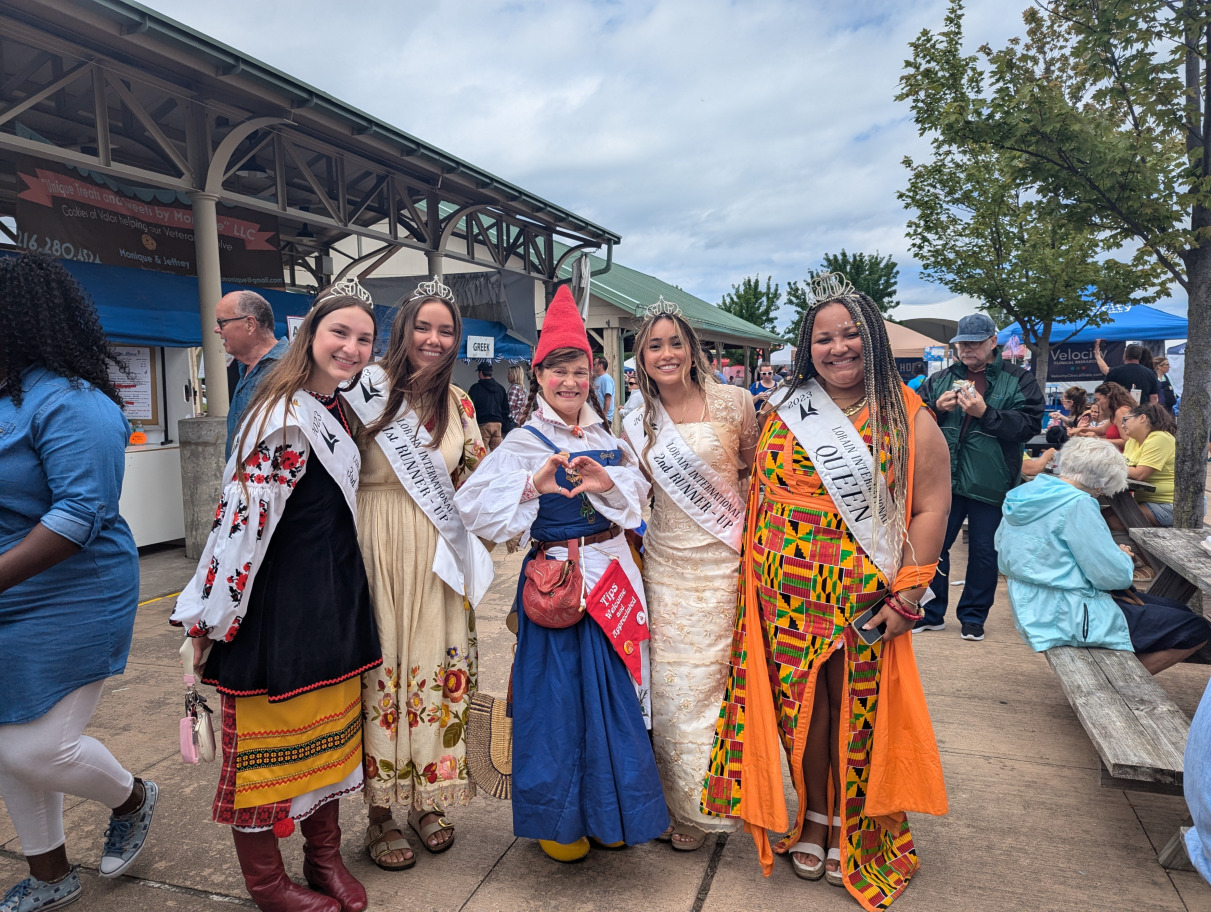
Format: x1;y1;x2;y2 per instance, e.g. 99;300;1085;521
203;461;381;700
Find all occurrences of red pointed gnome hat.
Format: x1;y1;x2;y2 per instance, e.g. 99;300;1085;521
533;285;592;367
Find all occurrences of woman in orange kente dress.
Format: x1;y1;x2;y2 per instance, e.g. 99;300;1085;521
701;275;950;910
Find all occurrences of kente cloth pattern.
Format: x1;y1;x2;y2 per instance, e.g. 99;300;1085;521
213;678;364;822
702;415;919;910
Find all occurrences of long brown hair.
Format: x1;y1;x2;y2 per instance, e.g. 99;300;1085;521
631;311;715;466
1094;381;1137;414
522;347;606;424
233;290;376;473
1063;386;1088;417
364;294;462;446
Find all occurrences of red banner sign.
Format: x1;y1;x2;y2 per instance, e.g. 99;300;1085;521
585;558;649;686
14;155;283;285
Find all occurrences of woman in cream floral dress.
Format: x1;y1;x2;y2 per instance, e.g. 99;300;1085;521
347;283;489;871
624;303;756;850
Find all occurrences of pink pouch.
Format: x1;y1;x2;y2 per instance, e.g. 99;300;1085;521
180;715;199;764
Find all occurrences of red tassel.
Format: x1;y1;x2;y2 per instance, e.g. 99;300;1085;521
273;817;295;838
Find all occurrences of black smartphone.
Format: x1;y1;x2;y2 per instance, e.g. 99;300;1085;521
851;605;886;645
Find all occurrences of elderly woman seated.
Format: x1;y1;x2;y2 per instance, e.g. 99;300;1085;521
995;437;1208;674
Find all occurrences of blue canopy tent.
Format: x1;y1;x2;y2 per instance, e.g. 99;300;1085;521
997;305;1187;345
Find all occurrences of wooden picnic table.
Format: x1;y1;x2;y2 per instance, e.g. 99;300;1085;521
1101;479;1160;571
1128;526;1211;666
1129;527;1211;606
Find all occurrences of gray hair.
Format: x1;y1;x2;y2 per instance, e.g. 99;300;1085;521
1057;437;1128;495
234;290;275;332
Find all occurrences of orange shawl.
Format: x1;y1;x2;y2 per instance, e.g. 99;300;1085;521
737;384;949;876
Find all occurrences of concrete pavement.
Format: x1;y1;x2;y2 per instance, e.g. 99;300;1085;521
3;538;1210;912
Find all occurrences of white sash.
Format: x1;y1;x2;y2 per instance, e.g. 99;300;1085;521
770;379;901;583
234;390;362;522
623;402;745;552
342;365;493;607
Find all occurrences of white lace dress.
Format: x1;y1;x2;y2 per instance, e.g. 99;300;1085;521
632;382;756;831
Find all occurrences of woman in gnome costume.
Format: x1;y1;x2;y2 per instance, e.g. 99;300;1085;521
341;277;492;870
455;287;669;861
172;282;383;912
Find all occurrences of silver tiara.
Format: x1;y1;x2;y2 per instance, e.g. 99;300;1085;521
320;277;373;306
808;271;855;306
641;296;682;320
409;275;456;304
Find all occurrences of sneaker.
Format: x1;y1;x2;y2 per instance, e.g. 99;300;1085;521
0;869;81;911
912;619;946;632
960;624;985;641
99;779;157;879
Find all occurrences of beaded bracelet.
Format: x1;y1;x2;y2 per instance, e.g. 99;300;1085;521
885;593;924;621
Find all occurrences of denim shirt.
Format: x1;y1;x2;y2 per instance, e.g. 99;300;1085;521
226;337;288;457
0;366;139;724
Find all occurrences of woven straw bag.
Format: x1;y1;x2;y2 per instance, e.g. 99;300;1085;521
466;661;513;799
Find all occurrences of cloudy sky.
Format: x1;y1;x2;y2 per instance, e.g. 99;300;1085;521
136;0;1108;331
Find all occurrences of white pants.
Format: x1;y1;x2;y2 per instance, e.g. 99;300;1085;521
0;681;134;855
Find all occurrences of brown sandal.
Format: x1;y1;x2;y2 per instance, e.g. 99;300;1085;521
409;808;455;854
365;817;415;871
669;824;708;852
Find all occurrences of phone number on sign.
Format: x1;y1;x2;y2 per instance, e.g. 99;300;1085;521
17;232;101;263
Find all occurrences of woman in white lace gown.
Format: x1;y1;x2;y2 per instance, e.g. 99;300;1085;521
623;303;756;849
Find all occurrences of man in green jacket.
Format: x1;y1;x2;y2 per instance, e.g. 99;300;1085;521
917;314;1045;641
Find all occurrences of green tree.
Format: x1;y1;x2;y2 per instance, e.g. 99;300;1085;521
900;0;1208;527
786;251;901;342
898;139;1156;385
719;275;781;376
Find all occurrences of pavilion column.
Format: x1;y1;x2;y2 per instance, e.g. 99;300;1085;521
744;345;751;386
179;190;228;559
603;323;622;432
189;190;228;416
426;249;443;279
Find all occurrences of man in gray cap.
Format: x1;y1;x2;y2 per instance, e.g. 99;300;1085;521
918;313;1044;641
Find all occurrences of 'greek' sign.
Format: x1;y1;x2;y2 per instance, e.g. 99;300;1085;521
467;335;494;359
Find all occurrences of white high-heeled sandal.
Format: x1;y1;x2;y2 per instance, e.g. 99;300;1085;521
789;810;830;881
825;815;844;887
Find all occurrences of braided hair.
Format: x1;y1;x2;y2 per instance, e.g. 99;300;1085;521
787;288;913;556
0;253;124;407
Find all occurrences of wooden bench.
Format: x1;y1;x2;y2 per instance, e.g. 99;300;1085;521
1045;645;1193;869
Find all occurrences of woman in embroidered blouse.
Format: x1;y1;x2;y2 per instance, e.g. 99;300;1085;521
701;279;950;910
172;287;381;912
350;283;488;870
623;304;756;851
0;254;154;912
455;287;668;862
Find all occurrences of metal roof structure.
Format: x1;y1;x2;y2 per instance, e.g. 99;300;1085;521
558;250;782;349
0;0;619;284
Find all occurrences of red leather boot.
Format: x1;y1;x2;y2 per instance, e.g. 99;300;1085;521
231;827;339;912
301;801;368;912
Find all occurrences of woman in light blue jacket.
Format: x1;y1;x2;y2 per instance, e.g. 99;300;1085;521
995;436;1207;674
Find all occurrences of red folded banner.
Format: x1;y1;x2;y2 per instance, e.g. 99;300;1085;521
585;557;649;685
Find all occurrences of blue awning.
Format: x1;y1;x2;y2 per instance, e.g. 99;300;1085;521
1;255;531;358
997;305;1187;345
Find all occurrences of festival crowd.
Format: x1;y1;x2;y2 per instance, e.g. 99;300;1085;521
2;252;1209;912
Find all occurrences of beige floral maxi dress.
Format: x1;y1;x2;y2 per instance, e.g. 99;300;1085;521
637;381;756;831
357;386;487;812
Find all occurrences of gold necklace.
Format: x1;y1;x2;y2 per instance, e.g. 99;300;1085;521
841;397;867;417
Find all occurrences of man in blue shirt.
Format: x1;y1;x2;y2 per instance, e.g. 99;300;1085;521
593;355;615;421
216;290;288;457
